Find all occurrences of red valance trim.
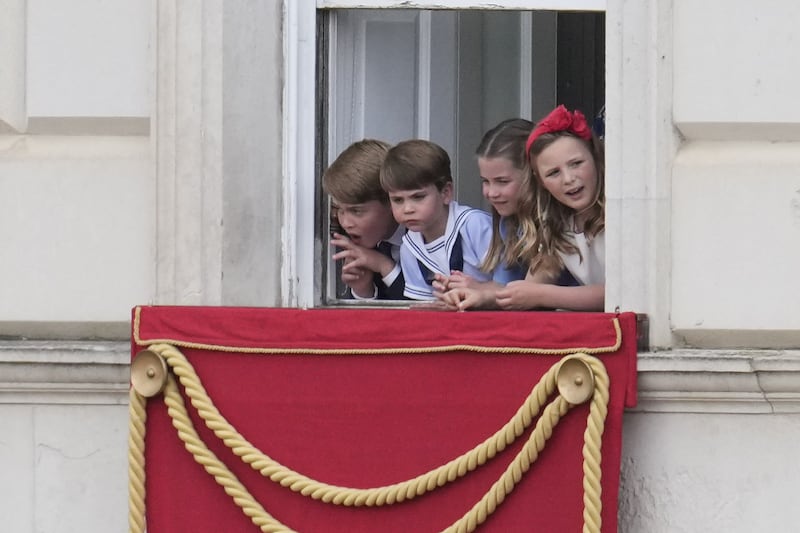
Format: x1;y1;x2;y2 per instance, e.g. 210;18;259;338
132;306;623;356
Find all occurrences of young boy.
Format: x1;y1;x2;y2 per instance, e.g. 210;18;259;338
322;139;405;299
379;139;493;300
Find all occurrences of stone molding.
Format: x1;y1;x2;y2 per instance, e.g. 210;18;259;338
2;342;799;413
0;341;129;405
635;349;800;414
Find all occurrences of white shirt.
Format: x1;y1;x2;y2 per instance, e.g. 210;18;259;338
558;229;605;286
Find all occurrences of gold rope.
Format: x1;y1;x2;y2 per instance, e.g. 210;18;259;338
442;396;571;533
582;357;610;533
129;343;610;532
163;376;295;532
128;388;147;533
152;342;561;505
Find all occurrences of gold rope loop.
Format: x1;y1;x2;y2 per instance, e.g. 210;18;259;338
149;342;561;506
163;376;295;532
131;343;611;532
442;396;571;533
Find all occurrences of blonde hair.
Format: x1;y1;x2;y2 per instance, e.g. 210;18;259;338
322;139;392;204
527;131;605;278
475;118;537;274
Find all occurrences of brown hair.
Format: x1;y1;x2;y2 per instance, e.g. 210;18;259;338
527;131;605;278
322;139;392;204
380;139;452;192
475;118;536;274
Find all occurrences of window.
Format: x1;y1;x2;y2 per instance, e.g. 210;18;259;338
314;6;605;303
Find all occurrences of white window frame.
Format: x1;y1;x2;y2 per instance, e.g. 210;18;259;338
283;0;675;348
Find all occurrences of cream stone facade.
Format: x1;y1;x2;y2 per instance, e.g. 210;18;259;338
1;1;799;531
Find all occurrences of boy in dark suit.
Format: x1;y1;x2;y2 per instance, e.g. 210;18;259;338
323;140;405;300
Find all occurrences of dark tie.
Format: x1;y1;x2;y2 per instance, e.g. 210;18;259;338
377;241;393;259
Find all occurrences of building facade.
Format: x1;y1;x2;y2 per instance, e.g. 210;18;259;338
1;0;799;531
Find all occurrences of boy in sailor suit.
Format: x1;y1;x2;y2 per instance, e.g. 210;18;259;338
379;139;493;300
323;139;406;300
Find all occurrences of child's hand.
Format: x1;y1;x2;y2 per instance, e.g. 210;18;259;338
438;287;486;311
445;270;480;290
341;258;375;298
435;272;501;311
331;233;395;278
330;232;354;252
431;273;451;296
432;273;459;303
495;280;542;310
500;277;604;311
432;271;476;295
437;286;466;310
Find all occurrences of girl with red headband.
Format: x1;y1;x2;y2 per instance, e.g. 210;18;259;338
498;104;605;311
441;105;605;311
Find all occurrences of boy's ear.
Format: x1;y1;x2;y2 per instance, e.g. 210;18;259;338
442;181;454;204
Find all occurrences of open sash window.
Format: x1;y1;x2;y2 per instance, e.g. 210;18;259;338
315;5;605;303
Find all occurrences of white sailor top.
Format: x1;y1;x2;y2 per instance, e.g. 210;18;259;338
400;201;493;300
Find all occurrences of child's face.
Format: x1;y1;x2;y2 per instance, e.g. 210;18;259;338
387;183;453;243
534;136;598;218
333;199;397;248
478;156;526;217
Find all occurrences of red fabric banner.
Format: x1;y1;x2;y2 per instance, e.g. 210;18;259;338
132;306;637;533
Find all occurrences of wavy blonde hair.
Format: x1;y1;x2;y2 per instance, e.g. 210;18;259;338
476;118;537;274
527;131;605;279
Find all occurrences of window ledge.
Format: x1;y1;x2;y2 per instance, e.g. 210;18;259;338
634;349;800;414
2;342;799;413
0;341;130;405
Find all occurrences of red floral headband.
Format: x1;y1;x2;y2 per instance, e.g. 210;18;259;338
525;105;592;156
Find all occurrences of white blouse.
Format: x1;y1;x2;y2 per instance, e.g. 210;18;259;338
558;229;605;286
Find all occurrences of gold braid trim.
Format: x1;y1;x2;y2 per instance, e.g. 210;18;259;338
128;388;147;533
132;306;622;356
129;343;610;532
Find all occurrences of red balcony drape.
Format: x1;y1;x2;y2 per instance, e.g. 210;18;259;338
132;306;637;533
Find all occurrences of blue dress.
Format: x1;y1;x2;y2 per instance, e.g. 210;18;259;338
491;217;527;284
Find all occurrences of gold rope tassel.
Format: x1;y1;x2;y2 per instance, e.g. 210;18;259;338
130;344;610;532
128;388;147;533
582;357;609;533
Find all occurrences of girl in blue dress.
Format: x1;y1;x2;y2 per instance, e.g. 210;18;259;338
433;118;537;308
